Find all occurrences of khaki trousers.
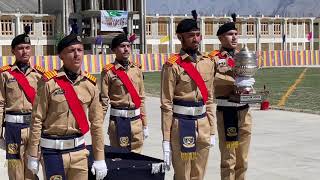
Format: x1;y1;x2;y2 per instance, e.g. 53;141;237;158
108;118;144;153
217;107;252;180
8;127;35;180
171;116;211;180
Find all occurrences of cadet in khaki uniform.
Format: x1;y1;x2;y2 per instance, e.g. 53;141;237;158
0;27;45;180
26;34;108;180
160;10;216;180
209;14;254;180
100;29;148;153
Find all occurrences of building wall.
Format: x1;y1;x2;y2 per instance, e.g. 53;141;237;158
146;15;318;53
0;13;56;56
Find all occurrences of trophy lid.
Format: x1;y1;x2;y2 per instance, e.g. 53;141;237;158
234;45;257;66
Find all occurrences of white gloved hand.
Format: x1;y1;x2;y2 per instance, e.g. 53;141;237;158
91;160;108;180
143;126;149;139
235;77;255;87
27;155;39;174
210;135;216;147
162;141;171;171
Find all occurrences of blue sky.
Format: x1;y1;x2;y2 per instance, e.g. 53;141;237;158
146;0;320;17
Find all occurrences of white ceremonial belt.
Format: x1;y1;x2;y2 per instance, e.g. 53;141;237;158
173;105;206;116
110;108;140;118
216;99;243;107
40;136;85;150
5;114;31;124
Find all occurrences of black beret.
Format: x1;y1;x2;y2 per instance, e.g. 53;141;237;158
176;19;199;34
216;13;238;36
11;34;31;49
111;33;129;49
57;34;82;54
216;22;237;36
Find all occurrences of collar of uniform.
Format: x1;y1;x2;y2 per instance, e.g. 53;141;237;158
11;63;34;74
114;60;131;70
180;49;202;62
57;67;85;82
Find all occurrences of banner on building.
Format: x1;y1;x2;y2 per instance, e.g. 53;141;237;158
101;10;128;31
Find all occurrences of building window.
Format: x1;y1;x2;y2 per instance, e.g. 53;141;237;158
22;17;34;35
261;22;268;35
146;20;151;36
0;16;13;36
247;22;254;35
175;44;181;53
43;45;55;55
147;44;152;53
235;22;242;35
205;21;213;35
274;23;281;35
42;18;54;36
159;44;168;53
305;22;310;34
287;22;291;35
158;21;168;36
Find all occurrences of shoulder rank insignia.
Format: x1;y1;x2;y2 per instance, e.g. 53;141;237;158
103;63;114;72
85;72;96;85
0;65;11;72
34;65;46;74
43;70;57;81
166;55;179;65
208;50;220;59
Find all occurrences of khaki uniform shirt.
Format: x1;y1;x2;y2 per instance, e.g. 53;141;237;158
100;61;147;126
160;50;216;141
210;49;236;98
0;64;44;135
28;67;105;161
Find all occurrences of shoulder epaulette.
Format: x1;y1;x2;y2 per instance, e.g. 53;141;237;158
131;62;142;69
0;65;11;72
166;55;179;65
103;64;114;72
85;72;97;85
43;70;57;81
34;65;46;74
208;50;220;59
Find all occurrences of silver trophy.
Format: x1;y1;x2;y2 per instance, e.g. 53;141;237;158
229;46;262;104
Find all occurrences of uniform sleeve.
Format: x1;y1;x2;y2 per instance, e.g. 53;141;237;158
28;80;48;157
89;84;105;161
160;64;176;141
0;74;5;138
100;71;110;119
206;65;217;135
138;69;147;126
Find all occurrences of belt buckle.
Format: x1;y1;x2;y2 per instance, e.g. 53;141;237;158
128;110;135;117
195;107;202;115
23;115;31;123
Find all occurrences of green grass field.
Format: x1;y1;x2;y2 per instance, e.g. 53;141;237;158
95;67;320;113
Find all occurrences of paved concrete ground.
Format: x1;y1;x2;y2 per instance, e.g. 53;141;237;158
1;96;320;180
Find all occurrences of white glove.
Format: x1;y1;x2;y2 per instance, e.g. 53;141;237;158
162;141;171;171
91;160;108;180
235;77;255;87
210;135;216;147
143;126;149;139
27;155;39;174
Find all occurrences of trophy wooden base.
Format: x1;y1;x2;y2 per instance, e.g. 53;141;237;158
229;94;262;104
